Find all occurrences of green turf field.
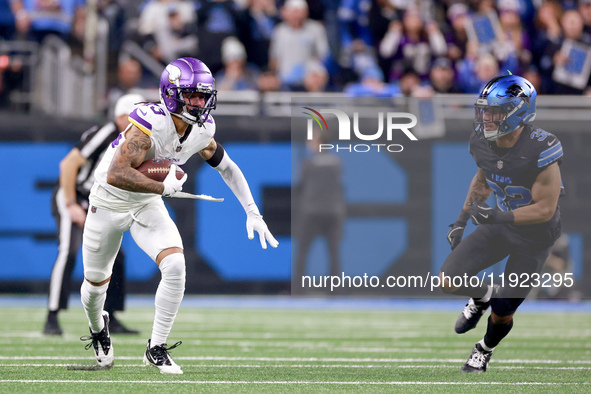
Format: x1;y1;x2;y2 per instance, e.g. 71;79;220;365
0;304;589;393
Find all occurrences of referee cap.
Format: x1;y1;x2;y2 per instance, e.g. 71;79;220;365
114;93;146;118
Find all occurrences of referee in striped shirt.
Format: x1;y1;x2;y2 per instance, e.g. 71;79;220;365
43;94;145;335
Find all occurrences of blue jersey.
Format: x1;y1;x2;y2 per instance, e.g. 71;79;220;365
469;124;563;238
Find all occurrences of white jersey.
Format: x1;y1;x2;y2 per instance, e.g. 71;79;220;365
90;103;216;211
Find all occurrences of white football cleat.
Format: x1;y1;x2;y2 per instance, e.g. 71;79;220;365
143;339;183;374
80;311;114;368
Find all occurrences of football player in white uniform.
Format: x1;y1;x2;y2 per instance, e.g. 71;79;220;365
80;57;278;374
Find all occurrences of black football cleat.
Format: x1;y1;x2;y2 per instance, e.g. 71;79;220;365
461;343;493;372
143;339;183;374
43;319;63;336
80;311;114;368
455;298;491;334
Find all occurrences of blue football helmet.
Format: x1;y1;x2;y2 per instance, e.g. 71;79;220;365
474;75;537;141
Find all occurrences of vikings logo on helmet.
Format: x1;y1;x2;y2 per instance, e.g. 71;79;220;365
166;64;182;85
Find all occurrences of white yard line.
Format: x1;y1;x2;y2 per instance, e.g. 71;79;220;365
0;356;590;364
0;380;589;385
0;363;590;370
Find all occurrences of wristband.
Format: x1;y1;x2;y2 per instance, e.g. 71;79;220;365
456;210;470;226
206;142;225;168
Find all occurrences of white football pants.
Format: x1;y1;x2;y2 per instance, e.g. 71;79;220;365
82;198;183;283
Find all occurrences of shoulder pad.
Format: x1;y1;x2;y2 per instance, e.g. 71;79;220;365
200;114;216;138
202;113;215;126
530;128;563;168
128;104;168;136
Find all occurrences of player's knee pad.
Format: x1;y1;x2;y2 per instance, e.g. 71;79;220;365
84;270;110;284
81;277;109;294
159;253;186;281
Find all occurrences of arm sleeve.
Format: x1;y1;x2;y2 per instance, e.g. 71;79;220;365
212;150;258;214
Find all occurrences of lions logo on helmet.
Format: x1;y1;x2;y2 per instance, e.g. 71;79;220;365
159;57;217;127
473;75;537;141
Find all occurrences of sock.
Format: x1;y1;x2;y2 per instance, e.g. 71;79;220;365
80;280;108;333
483;315;513;349
476;285;493;304
151;253;186;347
478;339;494;352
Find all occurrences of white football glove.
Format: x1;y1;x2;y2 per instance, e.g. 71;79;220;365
162;164;187;197
246;209;279;249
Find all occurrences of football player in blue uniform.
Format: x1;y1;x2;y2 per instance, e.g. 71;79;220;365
440;75;563;372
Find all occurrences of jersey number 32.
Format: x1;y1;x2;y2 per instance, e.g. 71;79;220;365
486;180;532;211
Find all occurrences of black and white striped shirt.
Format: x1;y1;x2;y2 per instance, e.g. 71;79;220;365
75;121;120;198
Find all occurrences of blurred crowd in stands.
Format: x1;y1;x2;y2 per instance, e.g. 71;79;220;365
1;0;591;108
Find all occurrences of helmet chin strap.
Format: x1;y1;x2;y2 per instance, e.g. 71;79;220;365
485;121;522;141
485;129;504;141
181;109;198;125
171;109;198;126
162;94;199;125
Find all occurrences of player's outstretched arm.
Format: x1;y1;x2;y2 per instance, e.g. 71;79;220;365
200;139;279;249
107;125;166;194
512;162;561;225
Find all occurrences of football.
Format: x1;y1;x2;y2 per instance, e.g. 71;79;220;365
136;159;185;182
